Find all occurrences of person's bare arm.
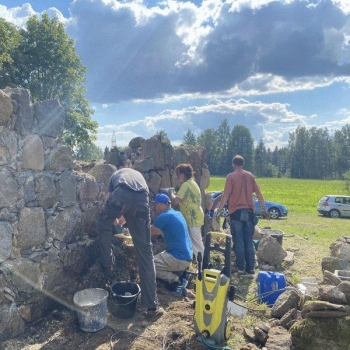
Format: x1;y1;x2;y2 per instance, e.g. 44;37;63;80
151;225;162;237
255;188;266;211
169;192;182;206
218;185;231;213
255;186;270;219
113;215;126;227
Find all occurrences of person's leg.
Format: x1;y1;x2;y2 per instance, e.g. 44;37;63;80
154;251;190;283
188;226;204;259
98;211;116;270
243;220;255;272
230;220;245;271
125;212;158;310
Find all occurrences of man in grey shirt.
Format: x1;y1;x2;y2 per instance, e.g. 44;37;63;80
98;167;162;316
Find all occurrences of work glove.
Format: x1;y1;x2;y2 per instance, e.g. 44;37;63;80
159;187;175;197
260;209;270;220
207;209;214;219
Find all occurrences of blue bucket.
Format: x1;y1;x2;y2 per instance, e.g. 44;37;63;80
257;271;286;306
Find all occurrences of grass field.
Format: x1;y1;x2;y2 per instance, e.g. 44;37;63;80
207;177;346;214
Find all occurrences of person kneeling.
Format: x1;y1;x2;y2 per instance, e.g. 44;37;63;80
151;194;193;295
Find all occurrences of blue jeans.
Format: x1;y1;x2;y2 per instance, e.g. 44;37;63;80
230;209;255;272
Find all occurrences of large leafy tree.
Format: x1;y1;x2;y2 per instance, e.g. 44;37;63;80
0;19;22;87
1;15;97;147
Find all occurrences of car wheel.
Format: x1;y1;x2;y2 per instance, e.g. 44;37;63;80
329;209;340;218
268;207;281;219
220;206;229;217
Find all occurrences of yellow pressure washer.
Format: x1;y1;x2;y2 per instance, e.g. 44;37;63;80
194;232;235;347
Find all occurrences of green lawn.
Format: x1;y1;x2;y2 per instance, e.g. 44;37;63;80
207;177;346;214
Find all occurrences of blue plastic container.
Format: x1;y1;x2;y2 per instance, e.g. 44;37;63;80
257;271;286;306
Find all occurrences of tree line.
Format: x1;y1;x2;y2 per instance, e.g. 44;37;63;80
183;120;350;180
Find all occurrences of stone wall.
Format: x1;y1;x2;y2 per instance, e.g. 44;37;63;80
0;88;210;342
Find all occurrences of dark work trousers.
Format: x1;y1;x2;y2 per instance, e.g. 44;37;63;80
98;185;158;309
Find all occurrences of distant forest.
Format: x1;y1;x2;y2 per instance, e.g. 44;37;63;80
181;119;350;179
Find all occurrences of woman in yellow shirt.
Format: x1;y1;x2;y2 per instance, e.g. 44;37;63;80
169;163;204;259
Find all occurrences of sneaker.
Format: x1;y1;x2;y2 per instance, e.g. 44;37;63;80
146;307;165;319
172;278;188;295
180;270;190;281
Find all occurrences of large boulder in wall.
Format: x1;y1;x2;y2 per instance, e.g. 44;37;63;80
3;87;34;136
34;99;65;138
0;90;13;125
22;134;45;171
88;163;117;192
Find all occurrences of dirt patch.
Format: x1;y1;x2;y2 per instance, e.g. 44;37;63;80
1;232;325;350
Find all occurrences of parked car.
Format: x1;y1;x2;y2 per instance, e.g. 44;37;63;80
210;191;288;219
317;195;350;218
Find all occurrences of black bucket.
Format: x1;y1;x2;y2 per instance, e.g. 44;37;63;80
110;282;141;319
260;229;284;246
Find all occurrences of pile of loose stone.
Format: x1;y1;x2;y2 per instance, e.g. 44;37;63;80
239;235;350;350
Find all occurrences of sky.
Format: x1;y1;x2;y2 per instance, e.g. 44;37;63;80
1;0;350;152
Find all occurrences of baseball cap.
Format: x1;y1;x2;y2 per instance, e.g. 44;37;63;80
154;193;171;204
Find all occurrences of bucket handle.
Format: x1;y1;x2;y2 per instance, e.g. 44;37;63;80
111;291;140;306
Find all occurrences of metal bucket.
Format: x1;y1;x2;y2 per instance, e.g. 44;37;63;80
73;288;108;332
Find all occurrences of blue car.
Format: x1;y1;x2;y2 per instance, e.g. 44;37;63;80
211;192;288;219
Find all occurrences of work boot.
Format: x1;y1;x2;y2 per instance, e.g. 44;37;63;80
146;307;166;320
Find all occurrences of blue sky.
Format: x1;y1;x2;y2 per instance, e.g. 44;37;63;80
1;0;350;151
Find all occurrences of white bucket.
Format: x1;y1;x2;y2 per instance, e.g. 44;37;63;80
73;288;109;332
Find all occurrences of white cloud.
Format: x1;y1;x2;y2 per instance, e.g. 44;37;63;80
94;98;310;149
3;0;350;103
2;0;350;152
0;3;67;28
62;0;350;103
